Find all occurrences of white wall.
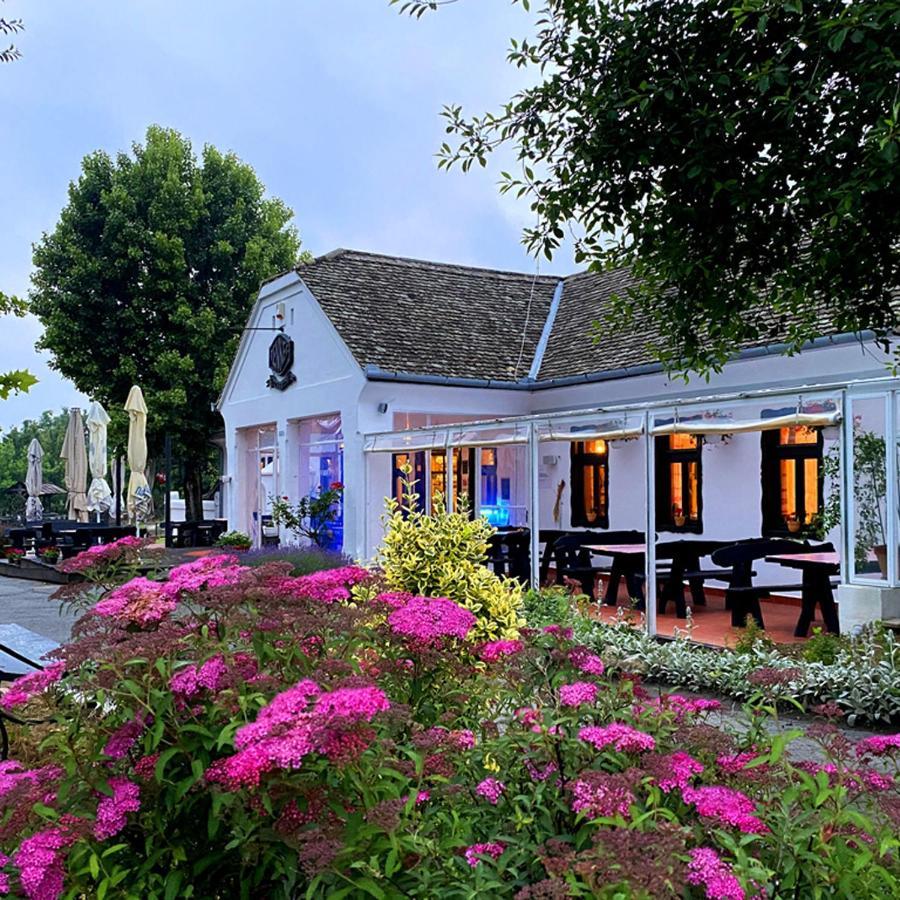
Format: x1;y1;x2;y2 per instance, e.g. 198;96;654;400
220;274;366;552
221;271;884;569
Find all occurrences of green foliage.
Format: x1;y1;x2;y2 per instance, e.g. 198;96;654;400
578;618;900;725
29;125;302;516
3;560;900;897
415;0;900;375
242;544;350;576
214;530;252;550
0;291;36;400
270;485;344;548
801;627;847;666
0;0;23;64
521;584;581;630
814;422;889;566
0;410;69;516
732;615;775;656
378;479;524;641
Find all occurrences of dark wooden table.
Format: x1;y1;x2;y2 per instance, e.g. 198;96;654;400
586;540;732;617
765;551;841;637
584;543;648;609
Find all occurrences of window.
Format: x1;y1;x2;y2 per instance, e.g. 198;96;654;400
391;451;426;509
391;449;474;514
571;440;609;528
430;448;476;513
761;426;823;536
655;434;703;532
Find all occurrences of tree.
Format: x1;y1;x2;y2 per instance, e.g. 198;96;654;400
0;409;69;517
397;0;900;375
0;292;37;399
0;0;23;64
31;126;302;520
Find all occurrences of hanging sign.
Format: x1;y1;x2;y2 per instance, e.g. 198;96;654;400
266;333;296;391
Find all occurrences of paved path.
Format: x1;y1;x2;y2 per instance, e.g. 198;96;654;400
0;579;78;644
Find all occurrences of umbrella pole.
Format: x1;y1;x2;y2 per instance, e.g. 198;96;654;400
115;454;122;526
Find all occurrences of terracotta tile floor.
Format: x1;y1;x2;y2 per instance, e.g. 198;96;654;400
592;582;829;648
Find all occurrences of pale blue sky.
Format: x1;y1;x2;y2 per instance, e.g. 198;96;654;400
0;0;572;430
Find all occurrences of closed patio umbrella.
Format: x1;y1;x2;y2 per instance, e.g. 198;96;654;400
125;386;151;531
24;439;44;523
86;401;113;520
61;408;89;523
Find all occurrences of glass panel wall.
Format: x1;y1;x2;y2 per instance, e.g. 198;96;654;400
847;395;889;584
479;445;528;527
295;415;344;552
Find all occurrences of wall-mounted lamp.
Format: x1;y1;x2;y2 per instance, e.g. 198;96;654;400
377;402;389;415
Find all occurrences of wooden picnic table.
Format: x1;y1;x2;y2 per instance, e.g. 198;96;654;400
586;540;733;617
584;543;648;608
765;551;840;636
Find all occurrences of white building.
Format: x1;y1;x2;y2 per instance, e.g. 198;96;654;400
218;249;900;639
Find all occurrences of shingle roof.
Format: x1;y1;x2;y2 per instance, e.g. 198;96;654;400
297;249;559;382
537;267;646;381
294;248;850;386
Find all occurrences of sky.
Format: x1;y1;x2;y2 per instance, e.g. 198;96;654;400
0;0;573;431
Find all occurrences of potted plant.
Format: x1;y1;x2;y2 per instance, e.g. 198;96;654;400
215;531;252;553
39;546;60;565
785;512;802;534
4;547;25;565
672;504;686;528
271;483;344;549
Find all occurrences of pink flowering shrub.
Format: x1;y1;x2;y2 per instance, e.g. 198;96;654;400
0;554;898;898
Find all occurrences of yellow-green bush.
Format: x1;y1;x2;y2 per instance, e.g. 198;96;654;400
377;486;523;641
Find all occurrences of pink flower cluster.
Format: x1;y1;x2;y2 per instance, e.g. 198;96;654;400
794;760;895;792
682;786;768;834
1;663;65;710
571;770;636;819
579;723;656;754
559;681;599;707
102;715;149;760
475;778;505;805
207;680;390;789
855;733;900;757
0;760;61;805
654;694;722;722
569;647;605;676
169;653;258;699
166;555;247;595
716;752;763;775
93;777;140;840
271;566;370;603
687;847;745;900
13;822;80;900
59;535;149;573
542;625;573;639
92;577;177;627
464;842;505;867
478;639;524;662
387;595;476;646
647;751;705;793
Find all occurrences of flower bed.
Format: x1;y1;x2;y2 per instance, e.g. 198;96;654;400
576;617;900;726
0;553;898;898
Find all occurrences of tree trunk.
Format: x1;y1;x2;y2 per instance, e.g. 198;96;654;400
183;459;205;522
